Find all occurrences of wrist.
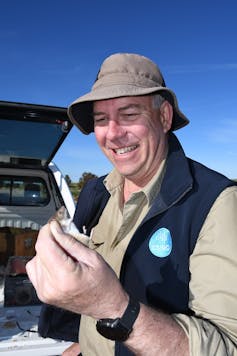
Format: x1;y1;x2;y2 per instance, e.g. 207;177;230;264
96;296;140;342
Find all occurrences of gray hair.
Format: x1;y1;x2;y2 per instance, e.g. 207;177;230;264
152;94;165;109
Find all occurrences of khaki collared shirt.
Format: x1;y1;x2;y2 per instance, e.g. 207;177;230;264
79;165;237;356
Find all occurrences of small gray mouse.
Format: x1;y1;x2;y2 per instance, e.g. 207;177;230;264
49;206;90;246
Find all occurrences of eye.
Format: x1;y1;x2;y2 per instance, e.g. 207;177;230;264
93;115;107;124
121;112;139;120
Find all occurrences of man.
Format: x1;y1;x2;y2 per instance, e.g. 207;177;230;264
26;53;237;356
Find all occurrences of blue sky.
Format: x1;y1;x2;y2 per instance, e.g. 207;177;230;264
1;0;237;180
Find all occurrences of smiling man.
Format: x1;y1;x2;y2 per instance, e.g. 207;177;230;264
27;53;237;356
93;95;170;194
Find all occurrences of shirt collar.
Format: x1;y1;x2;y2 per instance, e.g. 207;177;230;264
104;155;167;206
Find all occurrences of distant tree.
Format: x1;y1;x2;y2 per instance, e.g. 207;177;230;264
78;172;98;191
65;174;72;186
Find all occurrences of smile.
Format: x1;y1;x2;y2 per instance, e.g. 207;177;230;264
113;145;138;155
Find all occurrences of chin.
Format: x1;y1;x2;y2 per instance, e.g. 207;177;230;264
117;169;139;179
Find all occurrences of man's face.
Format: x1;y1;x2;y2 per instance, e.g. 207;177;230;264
93;96;170;185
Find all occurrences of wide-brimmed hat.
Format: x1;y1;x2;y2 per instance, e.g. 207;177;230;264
68;53;189;134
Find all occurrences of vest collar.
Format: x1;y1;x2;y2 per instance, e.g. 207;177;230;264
144;133;193;219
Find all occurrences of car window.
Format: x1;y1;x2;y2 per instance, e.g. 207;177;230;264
0;119;68;166
0;176;50;206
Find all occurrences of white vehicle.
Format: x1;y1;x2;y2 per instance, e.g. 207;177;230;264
0;101;75;354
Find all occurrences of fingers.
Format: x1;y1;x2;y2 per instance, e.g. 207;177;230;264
26;221;128;317
26;220;103;308
34;222;79;271
26;253;56;302
27;221;92;290
26;223;77;289
49;220;95;267
26;256;37;291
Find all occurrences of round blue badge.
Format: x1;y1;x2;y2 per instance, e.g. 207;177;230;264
149;228;172;257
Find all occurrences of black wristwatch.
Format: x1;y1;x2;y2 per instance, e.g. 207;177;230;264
96;296;140;342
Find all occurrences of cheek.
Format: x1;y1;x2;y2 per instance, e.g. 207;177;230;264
139;120;160;142
132;122;152;139
144;122;164;151
94;128;105;147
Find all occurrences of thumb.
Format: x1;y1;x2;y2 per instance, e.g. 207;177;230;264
49;219;64;235
49;220;93;265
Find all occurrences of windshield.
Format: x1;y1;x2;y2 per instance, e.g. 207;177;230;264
0;119;67;165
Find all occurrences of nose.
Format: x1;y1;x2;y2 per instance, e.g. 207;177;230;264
106;119;126;141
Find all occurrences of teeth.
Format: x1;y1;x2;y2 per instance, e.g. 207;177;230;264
114;145;137;155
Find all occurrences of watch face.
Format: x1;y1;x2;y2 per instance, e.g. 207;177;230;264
96;318;131;342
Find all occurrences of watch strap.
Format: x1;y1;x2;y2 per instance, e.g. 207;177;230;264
119;296;140;330
96;296;140;341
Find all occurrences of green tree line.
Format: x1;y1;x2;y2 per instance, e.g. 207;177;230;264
65;172;98;202
65;173;237;203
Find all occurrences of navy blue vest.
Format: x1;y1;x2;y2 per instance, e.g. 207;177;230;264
39;133;235;355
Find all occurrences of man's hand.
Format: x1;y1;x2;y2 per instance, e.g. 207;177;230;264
62;342;81;356
26;221;128;320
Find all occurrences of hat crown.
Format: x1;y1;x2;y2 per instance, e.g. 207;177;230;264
93;53;166;90
68;52;189;134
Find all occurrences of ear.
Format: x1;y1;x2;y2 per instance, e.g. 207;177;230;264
160;101;173;133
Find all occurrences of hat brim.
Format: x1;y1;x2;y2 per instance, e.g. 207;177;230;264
68;85;189;134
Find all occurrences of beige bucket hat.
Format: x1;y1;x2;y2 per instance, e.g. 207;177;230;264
68;53;189;134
